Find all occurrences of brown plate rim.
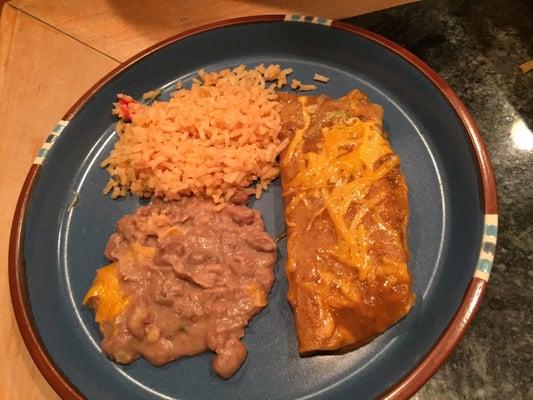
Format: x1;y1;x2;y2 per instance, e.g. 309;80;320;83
9;14;498;400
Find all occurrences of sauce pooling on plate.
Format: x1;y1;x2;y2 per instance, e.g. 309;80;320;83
84;197;276;378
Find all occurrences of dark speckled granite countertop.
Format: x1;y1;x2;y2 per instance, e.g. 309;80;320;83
347;1;532;398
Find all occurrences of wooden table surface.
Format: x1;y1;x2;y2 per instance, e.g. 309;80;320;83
0;1;414;398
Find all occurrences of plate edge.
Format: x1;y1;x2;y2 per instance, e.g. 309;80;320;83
9;163;86;400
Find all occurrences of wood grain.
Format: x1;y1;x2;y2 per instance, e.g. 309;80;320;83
10;0;416;62
0;6;118;399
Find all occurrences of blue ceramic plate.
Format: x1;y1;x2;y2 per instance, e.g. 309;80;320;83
10;15;498;400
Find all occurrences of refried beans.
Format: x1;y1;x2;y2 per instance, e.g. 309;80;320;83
84;197;276;378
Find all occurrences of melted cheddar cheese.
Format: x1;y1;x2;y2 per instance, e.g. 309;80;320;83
83;262;129;323
283;117;399;281
83;245;156;323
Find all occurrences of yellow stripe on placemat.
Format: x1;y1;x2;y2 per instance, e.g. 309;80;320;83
474;214;498;281
33;120;69;165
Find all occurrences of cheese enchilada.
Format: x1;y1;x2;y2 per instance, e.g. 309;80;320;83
279;90;415;353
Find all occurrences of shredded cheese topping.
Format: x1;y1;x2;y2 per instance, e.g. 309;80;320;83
282;109;400;281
